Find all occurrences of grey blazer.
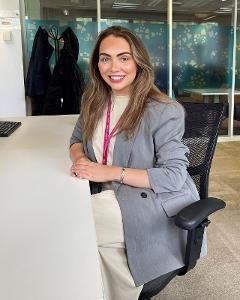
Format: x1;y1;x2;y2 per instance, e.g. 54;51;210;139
70;100;201;286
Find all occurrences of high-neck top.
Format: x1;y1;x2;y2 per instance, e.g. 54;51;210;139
92;95;130;165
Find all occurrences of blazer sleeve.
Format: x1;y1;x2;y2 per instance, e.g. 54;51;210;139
147;102;189;193
70;116;83;146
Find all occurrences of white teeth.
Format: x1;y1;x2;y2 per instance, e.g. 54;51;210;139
110;76;124;80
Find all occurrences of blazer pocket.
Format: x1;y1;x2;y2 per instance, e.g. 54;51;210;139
160;190;196;217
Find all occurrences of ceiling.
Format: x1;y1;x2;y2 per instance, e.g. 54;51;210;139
40;0;237;12
36;0;240;22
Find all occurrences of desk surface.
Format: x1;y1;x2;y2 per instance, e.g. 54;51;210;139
0;116;104;300
184;88;240;96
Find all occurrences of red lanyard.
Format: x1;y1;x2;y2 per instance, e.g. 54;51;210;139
102;100;124;165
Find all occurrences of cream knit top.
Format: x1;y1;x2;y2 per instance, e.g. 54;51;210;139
92;95;129;165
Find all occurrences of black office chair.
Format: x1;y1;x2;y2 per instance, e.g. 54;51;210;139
139;102;226;300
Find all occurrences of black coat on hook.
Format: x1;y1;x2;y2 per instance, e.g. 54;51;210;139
25;26;54;115
43;27;84;115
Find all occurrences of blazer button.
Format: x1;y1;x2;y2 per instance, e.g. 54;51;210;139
141;192;147;198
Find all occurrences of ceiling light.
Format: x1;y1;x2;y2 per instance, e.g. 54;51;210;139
148;0;162;7
112;2;141;9
113;4;138;7
203;15;217;21
215;10;232;14
63;9;69;15
112;6;137;9
113;1;140;5
220;7;232;10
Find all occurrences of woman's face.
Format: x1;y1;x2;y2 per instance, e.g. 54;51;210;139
98;35;137;96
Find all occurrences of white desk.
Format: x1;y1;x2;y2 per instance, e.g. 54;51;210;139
0;116;104;300
183;88;240;103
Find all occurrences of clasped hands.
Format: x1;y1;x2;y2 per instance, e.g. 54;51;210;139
71;157;117;182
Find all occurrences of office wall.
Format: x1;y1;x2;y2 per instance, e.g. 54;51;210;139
0;0;26;117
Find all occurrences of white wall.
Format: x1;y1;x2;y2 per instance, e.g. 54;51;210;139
0;0;26;117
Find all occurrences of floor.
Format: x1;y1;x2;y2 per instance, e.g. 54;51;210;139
153;141;240;300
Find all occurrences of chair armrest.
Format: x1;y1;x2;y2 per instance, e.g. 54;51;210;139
174;197;226;230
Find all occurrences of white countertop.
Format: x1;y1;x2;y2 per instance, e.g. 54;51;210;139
0;115;104;300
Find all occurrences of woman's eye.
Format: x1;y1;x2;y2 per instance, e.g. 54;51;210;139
100;57;109;63
121;56;129;62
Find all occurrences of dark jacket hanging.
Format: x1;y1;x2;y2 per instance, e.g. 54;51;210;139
25;26;54;115
43;27;84;115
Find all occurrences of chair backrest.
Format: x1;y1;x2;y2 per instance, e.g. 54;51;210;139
180;102;225;199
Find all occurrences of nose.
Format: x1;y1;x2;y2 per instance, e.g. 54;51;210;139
110;59;120;72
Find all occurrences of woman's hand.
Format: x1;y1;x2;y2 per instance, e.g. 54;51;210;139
70;156;90;177
71;160;121;183
69;142;150;188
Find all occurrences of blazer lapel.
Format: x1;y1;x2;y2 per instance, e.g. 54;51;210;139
112;131;135;167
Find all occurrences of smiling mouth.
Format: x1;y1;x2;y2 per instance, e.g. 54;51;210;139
108;75;125;82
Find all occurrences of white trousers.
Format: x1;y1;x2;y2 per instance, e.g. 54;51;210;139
91;190;143;300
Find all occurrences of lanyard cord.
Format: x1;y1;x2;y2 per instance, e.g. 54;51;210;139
102;100;125;165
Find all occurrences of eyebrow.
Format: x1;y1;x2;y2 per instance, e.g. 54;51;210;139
99;52;132;57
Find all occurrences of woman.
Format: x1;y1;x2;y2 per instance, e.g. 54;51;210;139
69;26;200;300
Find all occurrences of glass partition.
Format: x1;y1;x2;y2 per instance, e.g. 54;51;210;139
22;0;98;115
21;0;240;138
235;3;240;136
23;0;98;80
172;1;235;136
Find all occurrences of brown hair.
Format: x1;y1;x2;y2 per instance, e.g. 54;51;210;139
80;25;172;141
